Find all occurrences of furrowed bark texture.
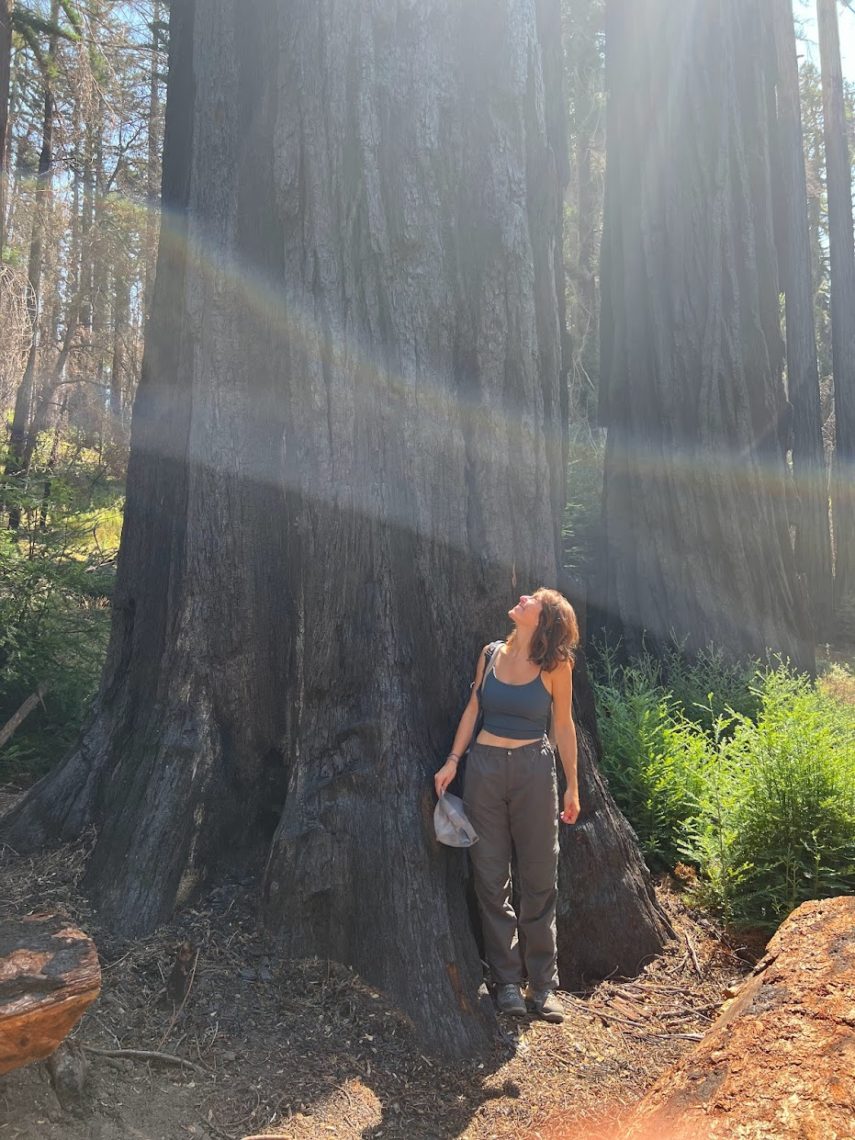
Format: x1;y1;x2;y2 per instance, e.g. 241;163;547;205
1;0;670;1055
817;0;855;623
772;0;833;640
598;0;812;669
556;653;672;987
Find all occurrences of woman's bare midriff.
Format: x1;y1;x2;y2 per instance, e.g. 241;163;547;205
476;730;543;749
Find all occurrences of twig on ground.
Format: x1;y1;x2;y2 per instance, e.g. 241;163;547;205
158;946;200;1049
82;1045;205;1073
685;932;703;978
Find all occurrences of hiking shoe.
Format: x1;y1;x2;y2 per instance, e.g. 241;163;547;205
525;987;564;1023
495;983;527;1017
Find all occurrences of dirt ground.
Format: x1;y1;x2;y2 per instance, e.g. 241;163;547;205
0;839;754;1140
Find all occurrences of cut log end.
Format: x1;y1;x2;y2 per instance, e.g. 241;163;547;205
0;914;100;1075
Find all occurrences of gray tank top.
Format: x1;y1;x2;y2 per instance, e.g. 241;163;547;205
481;650;551;739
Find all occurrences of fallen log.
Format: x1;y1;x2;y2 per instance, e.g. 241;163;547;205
617;896;855;1139
0;913;100;1075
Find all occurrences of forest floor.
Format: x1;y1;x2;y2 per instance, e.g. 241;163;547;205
0;831;757;1140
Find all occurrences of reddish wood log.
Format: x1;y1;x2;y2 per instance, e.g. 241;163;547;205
618;897;855;1139
0;914;100;1075
541;897;855;1140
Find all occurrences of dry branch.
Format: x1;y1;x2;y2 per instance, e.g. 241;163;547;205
0;685;48;751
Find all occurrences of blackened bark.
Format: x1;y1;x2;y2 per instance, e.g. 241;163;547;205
598;0;812;670
772;0;833;639
557;649;673;987
817;0;855;624
2;0;670;1056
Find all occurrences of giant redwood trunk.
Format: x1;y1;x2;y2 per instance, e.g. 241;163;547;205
817;0;855;625
598;0;812;670
1;0;671;1056
772;0;833;640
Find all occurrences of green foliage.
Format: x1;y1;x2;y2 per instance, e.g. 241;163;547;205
684;670;855;928
592;647;712;870
0;452;119;783
591;646;855;932
657;643;760;733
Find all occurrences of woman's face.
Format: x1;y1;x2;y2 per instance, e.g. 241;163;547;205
508;593;543;629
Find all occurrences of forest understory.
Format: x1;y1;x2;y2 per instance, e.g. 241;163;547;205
0;828;754;1140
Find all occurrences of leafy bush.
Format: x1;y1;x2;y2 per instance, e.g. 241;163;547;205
658;643;760;733
592;647;714;869
592;646;855;931
684;669;855;928
0;455;118;783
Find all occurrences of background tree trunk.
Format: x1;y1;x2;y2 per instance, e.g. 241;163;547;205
817;0;855;626
5;5;59;527
143;0;161;319
0;0;11;257
598;0;811;670
1;0;671;1056
772;0;833;640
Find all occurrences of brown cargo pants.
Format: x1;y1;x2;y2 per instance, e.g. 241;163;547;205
463;738;559;990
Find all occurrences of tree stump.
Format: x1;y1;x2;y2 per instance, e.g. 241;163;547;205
0;914;100;1075
618;896;855;1139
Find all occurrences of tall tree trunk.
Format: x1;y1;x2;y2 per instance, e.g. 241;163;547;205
6;7;59;526
1;0;671;1057
0;0;11;258
40;391;67;530
598;0;812;670
564;0;604;420
110;264;128;434
817;0;855;625
772;0;833;638
143;0;161;318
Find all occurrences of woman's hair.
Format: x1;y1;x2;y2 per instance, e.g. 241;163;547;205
507;587;579;672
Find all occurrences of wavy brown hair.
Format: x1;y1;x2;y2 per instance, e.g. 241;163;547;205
506;587;579;672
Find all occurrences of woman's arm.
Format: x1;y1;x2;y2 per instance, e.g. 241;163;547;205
550;659;580;824
434;645;489;797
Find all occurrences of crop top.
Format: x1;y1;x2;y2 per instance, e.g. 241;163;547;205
481;652;551;739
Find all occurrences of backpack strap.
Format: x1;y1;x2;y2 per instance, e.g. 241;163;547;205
467;640;503;755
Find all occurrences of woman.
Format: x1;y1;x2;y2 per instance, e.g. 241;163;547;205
435;589;580;1023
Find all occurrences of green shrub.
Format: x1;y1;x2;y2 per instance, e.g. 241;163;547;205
592;646;855;932
0;456;118;783
684;669;855;928
658;643;760;733
591;647;714;869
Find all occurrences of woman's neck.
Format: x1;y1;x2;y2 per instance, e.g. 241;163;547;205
508;628;535;660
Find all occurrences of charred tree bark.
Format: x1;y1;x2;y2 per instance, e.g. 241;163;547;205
817;0;855;626
1;0;671;1056
598;0;812;670
772;0;833;640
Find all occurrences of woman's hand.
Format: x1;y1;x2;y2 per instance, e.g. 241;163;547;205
560;787;580;825
434;759;459;798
